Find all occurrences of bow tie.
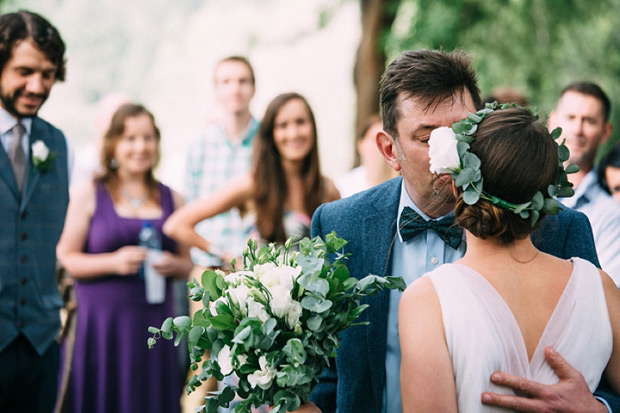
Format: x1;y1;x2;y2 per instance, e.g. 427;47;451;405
398;206;463;250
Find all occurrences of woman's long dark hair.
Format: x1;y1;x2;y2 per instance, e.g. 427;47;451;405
98;103;161;203
252;93;323;244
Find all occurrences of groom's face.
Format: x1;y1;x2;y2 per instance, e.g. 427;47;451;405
387;90;475;218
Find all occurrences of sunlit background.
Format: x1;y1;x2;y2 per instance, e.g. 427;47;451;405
8;0;620;190
14;0;360;191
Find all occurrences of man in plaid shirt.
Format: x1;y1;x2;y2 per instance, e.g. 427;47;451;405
182;56;259;410
183;56;259;270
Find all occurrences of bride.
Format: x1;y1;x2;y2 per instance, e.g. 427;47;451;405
399;106;620;412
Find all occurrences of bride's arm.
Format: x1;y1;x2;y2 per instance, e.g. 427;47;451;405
399;276;457;413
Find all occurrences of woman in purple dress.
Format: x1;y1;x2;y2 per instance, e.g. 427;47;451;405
57;103;193;413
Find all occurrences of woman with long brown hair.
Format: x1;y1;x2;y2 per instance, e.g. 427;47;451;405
164;92;340;257
56;103;192;413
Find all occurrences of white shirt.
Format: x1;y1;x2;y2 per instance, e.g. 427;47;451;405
0;106;73;182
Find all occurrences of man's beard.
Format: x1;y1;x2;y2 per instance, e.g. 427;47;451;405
0;87;47;118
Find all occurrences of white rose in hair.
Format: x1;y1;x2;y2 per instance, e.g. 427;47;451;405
248;355;276;389
429;126;460;174
32;140;50;160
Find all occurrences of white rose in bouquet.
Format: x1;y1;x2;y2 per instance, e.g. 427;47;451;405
269;284;302;329
228;284;250;306
246;298;270;323
209;296;228;316
254;262;300;292
226;270;253;287
429;126;460;174
148;234;406;413
248;355;276;390
218;345;234;376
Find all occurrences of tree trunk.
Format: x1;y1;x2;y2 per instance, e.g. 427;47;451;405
353;0;400;165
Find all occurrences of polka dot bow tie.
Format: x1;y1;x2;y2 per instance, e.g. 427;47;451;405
398;206;463;250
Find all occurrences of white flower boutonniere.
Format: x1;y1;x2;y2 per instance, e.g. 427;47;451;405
428;126;460;174
31;140;55;172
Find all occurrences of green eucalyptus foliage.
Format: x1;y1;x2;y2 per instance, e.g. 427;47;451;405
447;102;576;227
147;233;405;413
385;0;620;157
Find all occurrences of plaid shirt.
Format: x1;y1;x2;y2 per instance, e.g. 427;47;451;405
184;118;259;267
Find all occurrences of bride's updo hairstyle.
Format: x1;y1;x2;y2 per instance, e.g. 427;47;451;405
454;108;558;244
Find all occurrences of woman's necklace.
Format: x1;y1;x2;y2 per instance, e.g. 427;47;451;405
120;187;148;210
511;249;539;264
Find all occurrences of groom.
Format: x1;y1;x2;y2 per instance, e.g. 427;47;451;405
308;49;618;412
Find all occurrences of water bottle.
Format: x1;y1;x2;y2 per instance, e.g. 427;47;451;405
138;221;165;304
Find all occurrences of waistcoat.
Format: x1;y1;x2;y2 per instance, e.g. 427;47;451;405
0;117;69;355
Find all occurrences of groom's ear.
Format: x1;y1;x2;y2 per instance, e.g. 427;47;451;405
377;130;402;172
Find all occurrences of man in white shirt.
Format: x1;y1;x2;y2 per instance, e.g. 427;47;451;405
548;82;620;286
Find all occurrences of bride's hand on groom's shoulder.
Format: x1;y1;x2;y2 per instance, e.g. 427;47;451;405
480;347;607;413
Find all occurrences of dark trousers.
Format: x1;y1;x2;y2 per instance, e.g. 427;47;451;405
0;335;59;413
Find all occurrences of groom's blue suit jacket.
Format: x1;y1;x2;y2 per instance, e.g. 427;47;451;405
310;177;619;412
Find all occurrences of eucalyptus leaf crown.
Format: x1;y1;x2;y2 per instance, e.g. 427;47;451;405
429;102;578;227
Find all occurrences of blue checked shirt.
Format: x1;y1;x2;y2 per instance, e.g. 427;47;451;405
183;119;259;267
383;182;466;413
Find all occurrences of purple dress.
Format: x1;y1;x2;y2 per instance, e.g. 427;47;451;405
65;181;182;413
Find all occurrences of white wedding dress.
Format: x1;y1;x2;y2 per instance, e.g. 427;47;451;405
426;257;613;412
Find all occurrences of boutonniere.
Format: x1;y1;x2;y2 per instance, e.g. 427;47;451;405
31;140;56;172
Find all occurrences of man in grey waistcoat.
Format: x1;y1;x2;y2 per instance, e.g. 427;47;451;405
0;10;71;412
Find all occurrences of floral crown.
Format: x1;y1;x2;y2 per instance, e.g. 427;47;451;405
428;102;578;226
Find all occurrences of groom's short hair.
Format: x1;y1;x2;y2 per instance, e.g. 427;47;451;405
380;49;481;138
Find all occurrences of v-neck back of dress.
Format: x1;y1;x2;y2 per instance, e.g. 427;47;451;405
426;257;612;412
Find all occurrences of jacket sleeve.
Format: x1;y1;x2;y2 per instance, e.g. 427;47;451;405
594;376;620;412
562;208;600;267
533;206;600;267
309;203;338;412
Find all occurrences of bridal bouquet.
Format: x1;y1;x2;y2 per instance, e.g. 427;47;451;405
148;232;405;412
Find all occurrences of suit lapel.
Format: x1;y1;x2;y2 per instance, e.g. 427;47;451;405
363;178;401;405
